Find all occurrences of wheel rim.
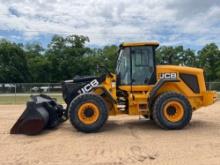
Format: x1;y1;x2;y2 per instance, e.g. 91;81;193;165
78;103;100;125
163;101;184;122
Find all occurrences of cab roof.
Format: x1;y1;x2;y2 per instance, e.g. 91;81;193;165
120;41;159;47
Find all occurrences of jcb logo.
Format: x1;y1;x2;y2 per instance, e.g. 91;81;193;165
160;73;177;79
78;79;99;94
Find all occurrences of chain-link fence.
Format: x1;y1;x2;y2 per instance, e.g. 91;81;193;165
206;82;220;91
0;82;219;104
0;83;63;104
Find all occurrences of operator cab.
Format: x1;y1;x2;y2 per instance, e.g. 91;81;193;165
116;42;159;87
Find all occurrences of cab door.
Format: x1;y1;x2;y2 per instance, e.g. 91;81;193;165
116;46;156;92
131;46;156;86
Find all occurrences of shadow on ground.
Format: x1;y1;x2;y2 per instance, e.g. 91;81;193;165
17;117;219;136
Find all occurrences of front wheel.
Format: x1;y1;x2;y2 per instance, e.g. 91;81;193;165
69;93;108;133
152;92;192;129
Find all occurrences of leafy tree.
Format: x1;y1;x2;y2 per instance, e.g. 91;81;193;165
101;45;118;72
46;35;90;82
156;46;177;64
0;39;30;83
25;43;50;83
179;48;197;66
156;45;196;66
1;35;220;83
198;43;220;81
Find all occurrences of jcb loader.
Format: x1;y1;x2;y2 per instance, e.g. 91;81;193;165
11;42;217;134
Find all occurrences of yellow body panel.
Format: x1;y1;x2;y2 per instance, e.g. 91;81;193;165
119;85;152;92
156;65;216;109
93;64;216;117
121;41;159;47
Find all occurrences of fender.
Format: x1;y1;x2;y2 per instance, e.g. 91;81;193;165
149;78;180;107
93;86;117;104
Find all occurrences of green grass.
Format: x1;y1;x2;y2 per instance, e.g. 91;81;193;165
0;92;219;105
0;94;64;105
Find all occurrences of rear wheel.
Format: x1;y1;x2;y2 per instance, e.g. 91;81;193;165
69;93;108;133
153;92;192;129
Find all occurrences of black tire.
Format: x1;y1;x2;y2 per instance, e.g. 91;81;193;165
152;92;192;129
69;93;108;133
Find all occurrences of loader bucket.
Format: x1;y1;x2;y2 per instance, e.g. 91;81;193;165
10;94;68;135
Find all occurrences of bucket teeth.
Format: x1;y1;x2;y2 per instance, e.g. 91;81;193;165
10;95;68;135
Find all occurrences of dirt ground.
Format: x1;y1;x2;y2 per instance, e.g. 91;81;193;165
0;102;220;165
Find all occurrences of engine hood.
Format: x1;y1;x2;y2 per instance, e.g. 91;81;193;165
156;65;203;75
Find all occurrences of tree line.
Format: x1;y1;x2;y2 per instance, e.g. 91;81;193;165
0;34;220;83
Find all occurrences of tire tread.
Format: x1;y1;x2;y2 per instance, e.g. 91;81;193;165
152;92;192;129
69;93;108;133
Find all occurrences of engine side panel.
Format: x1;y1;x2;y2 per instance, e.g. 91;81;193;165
156;65;216;110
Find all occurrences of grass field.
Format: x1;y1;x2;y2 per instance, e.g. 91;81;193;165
0;92;219;105
0;93;64;104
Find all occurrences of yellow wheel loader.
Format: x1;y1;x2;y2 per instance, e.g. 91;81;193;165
11;42;217;134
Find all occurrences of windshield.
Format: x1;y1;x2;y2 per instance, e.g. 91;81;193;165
116;49;123;73
116;47;131;85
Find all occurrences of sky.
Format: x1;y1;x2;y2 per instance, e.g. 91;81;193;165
0;0;220;50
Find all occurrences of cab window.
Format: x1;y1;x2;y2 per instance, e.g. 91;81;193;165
131;46;154;85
